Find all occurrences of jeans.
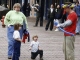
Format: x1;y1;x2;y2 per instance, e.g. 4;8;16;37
7;26;23;57
76;17;80;33
12;40;21;60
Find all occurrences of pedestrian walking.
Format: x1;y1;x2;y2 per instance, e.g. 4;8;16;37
12;23;23;60
4;3;28;59
29;35;43;60
74;1;80;35
57;3;77;60
26;3;31;17
45;4;55;31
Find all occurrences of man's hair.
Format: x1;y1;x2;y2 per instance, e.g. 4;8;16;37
14;23;22;30
32;35;38;40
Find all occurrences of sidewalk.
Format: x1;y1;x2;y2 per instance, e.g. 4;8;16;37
0;17;80;60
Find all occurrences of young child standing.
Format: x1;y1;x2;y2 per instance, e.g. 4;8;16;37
12;23;22;60
30;35;43;60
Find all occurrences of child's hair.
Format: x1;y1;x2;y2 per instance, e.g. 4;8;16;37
14;23;22;30
32;35;38;40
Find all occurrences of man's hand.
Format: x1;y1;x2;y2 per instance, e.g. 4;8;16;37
56;24;61;28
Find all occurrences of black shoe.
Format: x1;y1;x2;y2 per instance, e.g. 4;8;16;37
33;25;37;27
50;29;52;31
8;57;12;59
45;29;48;31
40;26;43;27
76;33;79;35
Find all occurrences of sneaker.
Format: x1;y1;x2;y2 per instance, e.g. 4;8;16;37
31;59;35;60
55;28;59;31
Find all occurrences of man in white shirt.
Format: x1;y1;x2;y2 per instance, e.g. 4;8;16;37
45;4;55;31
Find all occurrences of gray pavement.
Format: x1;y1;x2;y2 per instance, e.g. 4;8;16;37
0;18;80;60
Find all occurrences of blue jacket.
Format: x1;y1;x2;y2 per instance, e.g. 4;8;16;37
75;5;80;17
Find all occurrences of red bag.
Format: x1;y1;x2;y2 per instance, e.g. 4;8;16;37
22;33;29;43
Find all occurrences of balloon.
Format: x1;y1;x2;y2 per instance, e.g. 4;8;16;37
58;27;74;36
55;22;74;36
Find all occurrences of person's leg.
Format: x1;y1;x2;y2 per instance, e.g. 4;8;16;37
31;52;38;59
76;17;80;34
50;18;53;31
63;36;75;60
13;41;21;60
38;50;43;59
45;19;51;30
35;14;40;26
7;26;14;58
40;17;43;27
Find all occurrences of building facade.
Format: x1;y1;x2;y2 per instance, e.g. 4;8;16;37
0;0;80;18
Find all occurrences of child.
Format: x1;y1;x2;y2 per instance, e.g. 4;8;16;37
12;23;22;60
29;35;43;60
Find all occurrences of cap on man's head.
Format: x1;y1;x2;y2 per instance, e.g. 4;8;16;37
62;4;75;9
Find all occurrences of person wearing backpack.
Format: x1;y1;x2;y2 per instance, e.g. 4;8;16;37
74;1;80;35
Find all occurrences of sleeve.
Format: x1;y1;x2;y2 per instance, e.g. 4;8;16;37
59;20;72;27
67;14;75;22
22;13;28;30
30;42;33;47
4;11;12;25
13;31;20;39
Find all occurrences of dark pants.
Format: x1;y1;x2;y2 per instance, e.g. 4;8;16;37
31;50;43;59
12;41;21;60
35;13;43;26
45;18;54;30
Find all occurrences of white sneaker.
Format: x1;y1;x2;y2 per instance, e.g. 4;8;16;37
55;28;59;31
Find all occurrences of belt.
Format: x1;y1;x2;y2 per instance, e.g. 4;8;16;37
10;25;23;26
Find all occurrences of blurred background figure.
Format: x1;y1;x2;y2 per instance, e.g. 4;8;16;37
34;3;42;27
45;4;55;31
26;3;31;17
54;4;62;31
74;1;80;35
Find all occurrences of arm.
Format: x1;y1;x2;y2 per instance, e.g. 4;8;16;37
22;13;28;30
29;42;33;50
58;20;72;28
4;11;12;26
47;9;50;18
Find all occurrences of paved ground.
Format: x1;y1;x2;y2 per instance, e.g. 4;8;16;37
0;18;80;60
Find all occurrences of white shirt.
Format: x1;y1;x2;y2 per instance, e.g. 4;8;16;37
50;8;53;13
30;41;39;52
13;30;20;39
